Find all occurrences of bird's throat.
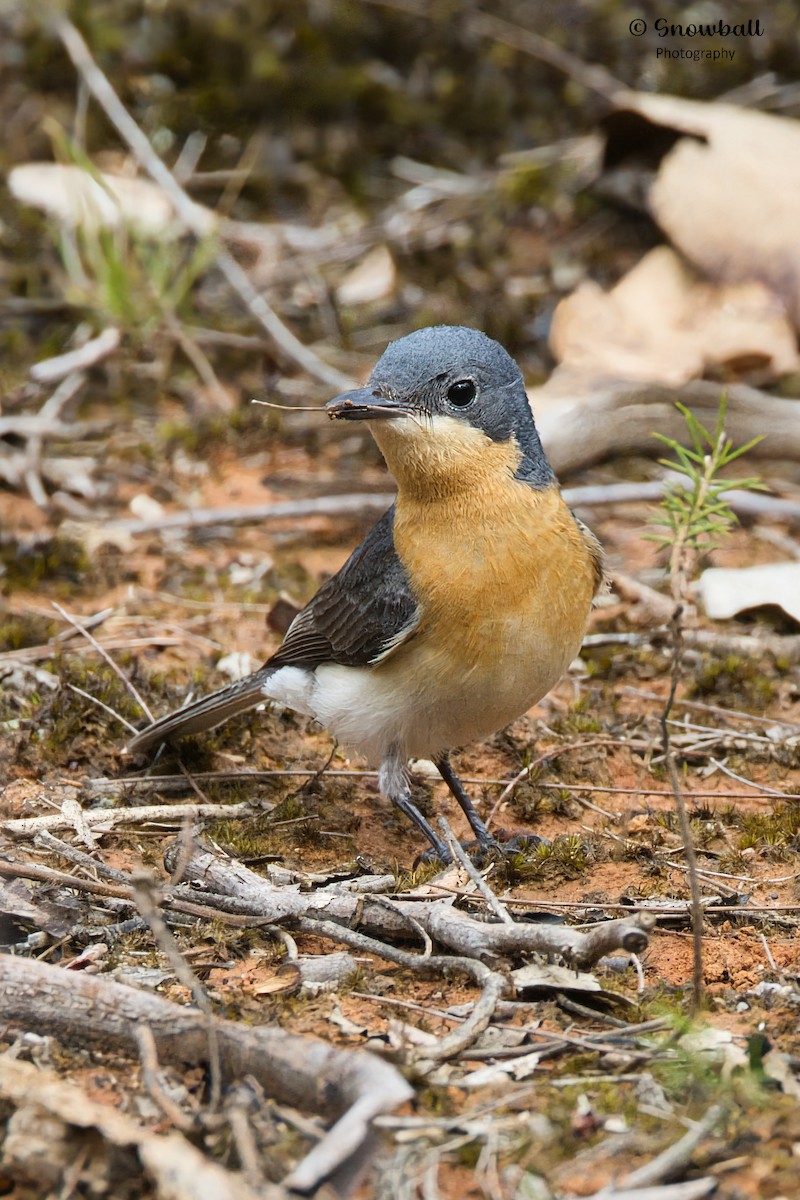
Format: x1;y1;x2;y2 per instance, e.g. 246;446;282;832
370;414;524;502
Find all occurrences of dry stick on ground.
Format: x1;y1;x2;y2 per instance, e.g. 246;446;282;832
80;771;785;804
110;492;396;535
0;848;653;966
438;817;514;925
131;871;223;1111
33;829;132;883
163;839;653;968
586;627;800;664
134;1023;196;1134
708;757;797;797
104;482;800;538
568;480;800;524
51;601;153;721
295;912;510;1065
620;688;800;733
53;17;353;392
594;1104;725;1196
30;326;121;384
0;632;218;668
485;738;618;827
66;682;141;736
2;801;259;839
0;371;108;501
582;1179;717;1200
0;954;412;1196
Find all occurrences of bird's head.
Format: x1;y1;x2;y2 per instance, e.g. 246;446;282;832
326;325;554;497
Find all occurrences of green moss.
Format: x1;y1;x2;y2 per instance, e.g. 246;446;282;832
503;833;589;883
500;163;552;207
653;1033;776;1111
0;536;89;595
395;857;449;890
548;710;603;737
0;611;61;651
37;657;145;757
735;800;800;854
688;654;776;712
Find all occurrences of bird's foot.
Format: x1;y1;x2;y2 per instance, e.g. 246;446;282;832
416;830;548;867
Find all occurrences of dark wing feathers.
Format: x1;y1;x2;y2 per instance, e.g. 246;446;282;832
127;506;419;754
269;506;420;670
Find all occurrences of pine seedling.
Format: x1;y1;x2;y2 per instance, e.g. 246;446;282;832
649;396;765;606
649;397;764;1013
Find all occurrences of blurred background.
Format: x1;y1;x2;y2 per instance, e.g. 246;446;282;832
3;6;800;1197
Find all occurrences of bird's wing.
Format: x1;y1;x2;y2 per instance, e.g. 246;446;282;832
269;505;421;670
127;507;419;755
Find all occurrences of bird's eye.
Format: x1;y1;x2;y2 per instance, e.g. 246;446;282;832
446;379;477;407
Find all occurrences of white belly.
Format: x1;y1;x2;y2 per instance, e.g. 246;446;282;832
264;609;581;765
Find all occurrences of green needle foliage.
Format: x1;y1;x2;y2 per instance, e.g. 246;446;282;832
649;397;765;604
650;396;765;1014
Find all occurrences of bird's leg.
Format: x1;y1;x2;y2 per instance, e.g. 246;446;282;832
434;753;498;850
380;750;450;862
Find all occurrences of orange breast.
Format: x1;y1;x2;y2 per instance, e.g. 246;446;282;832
381;480;600;754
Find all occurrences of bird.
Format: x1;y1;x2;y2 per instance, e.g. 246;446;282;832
127;326;604;861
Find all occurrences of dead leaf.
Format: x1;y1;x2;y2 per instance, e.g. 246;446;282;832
550;246;799;386
605;93;800;327
336;245;396;306
511;962;636;1010
698;562;800;625
252;963;301;996
461;1049;541;1088
8;163;216;238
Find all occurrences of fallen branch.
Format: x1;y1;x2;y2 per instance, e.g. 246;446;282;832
0;954;412;1195
424;903;653;971
0;632;217;668
105;481;800;541
568;479;800;524
612;1104;724;1191
580;1180;718;1200
0;372;109;503
109;492;396;535
29;326;121;384
534;376;800;478
2;801;258;838
583;627;800;664
165;841;654;969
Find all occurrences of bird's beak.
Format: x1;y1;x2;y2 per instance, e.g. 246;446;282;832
326;387;412;421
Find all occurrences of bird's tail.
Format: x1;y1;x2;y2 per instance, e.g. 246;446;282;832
126;667;274;755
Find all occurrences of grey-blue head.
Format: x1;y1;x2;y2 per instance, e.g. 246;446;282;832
326;325;554;488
